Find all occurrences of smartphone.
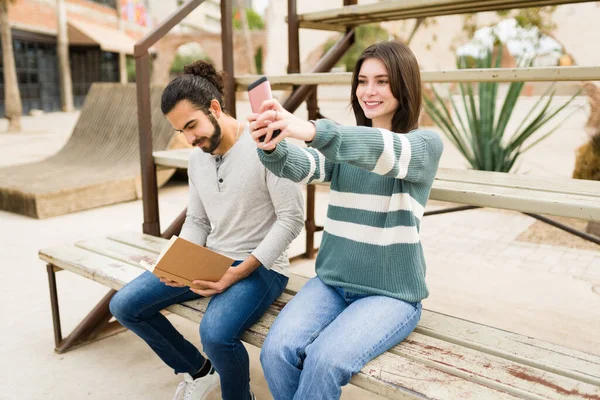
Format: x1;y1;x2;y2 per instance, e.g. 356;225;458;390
247;76;280;142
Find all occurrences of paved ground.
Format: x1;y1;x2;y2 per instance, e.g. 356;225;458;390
0;96;598;399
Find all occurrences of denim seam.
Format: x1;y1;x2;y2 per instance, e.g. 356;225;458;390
297;305;345;366
349;304;421;372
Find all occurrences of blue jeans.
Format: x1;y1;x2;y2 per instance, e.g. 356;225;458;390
109;262;288;400
260;276;421;400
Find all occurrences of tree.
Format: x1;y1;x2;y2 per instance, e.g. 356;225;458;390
0;0;22;132
322;24;389;72
56;0;73;111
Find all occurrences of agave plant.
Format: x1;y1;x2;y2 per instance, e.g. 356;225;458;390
423;44;580;172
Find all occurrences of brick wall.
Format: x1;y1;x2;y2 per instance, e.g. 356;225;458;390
7;0;144;37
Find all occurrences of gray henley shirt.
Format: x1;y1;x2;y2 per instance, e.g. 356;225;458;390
179;126;305;276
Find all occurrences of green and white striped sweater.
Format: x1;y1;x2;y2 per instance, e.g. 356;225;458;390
257;119;444;302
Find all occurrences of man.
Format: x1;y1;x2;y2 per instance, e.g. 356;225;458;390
109;61;304;400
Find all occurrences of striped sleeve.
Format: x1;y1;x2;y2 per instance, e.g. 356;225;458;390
308;119;443;184
257;140;334;184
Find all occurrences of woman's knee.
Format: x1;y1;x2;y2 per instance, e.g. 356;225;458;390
260;324;301;372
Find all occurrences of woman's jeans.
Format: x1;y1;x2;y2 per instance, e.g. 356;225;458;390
109;263;288;400
260;276;422;400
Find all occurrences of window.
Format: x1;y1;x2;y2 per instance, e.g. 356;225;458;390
87;0;117;9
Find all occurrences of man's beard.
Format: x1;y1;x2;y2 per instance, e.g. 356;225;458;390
194;113;222;154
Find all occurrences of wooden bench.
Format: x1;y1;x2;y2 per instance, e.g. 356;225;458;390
40;231;600;399
153;148;600;221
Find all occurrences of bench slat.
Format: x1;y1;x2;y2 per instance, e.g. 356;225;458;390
108;231;166;254
395;333;600;400
75;237;158;268
430;180;599;220
417;312;600;386
39;244;141;290
436;168;600;198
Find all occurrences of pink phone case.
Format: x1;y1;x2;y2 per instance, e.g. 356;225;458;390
248;76;273;113
248;76;280;142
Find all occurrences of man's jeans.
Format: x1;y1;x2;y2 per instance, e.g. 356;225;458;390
109;262;288;400
260;276;421;400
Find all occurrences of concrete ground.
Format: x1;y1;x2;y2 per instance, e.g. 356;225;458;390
0;95;598;400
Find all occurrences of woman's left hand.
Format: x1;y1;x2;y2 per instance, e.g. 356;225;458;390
248;98;316;151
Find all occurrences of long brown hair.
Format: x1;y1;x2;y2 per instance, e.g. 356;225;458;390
350;41;422;133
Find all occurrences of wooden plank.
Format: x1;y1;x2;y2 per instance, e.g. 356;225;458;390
296;0;594;27
75;237;158;268
393;333;600;400
430;179;600;221
153;148;192;169
39;244;142;290
108;231;166;254
437;168;600;198
235;67;600;90
417;312;600;387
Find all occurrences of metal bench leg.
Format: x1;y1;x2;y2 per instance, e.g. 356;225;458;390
46;264;126;354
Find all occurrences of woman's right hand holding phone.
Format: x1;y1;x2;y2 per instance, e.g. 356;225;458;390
248;98;317;151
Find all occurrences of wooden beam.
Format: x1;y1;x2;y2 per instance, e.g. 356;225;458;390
296;0;595;27
235;66;600;90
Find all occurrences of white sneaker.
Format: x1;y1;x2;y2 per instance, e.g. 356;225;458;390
172;368;219;400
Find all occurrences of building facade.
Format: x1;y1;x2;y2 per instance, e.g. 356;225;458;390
0;0;150;115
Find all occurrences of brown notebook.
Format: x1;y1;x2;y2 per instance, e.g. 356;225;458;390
140;236;234;289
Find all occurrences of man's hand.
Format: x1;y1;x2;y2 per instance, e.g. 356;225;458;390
160;278;186;288
190;255;262;297
190;267;242;297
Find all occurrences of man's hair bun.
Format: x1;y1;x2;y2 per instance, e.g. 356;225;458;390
183;60;225;95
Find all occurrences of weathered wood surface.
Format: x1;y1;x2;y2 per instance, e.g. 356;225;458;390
292;0;596;30
234;67;600;89
152;149;600;221
39;232;600;399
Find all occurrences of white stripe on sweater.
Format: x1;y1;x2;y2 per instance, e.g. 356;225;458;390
324;218;420;245
299;148;317;184
372;129;396;175
329;190;425;220
396;134;411;179
314;150;327;183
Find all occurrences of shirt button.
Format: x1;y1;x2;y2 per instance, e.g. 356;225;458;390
219;178;223;183
216;157;221;162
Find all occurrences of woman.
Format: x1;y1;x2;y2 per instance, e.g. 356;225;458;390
248;41;444;399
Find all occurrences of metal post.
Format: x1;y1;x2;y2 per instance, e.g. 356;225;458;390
288;0;300;75
46;264;63;349
136;53;160;236
221;0;236;117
